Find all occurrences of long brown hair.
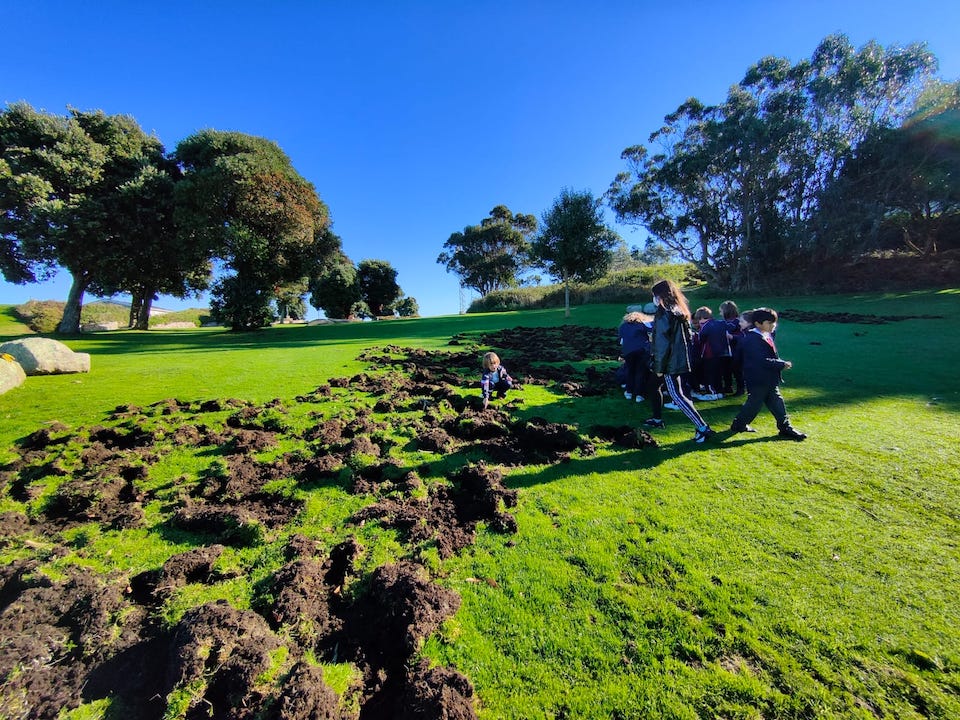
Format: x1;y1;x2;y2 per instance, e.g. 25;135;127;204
651;279;691;321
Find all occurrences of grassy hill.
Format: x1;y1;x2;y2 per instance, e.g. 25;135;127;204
0;288;958;719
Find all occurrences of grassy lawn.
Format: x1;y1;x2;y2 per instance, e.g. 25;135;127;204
1;288;958;719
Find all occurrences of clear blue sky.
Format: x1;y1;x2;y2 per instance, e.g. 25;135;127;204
2;0;958;318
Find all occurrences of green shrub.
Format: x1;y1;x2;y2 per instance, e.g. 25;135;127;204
13;300;65;333
148;308;206;328
468;263;702;312
80;302;129;325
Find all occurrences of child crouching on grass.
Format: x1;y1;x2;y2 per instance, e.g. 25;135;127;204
729;308;807;441
481;351;514;410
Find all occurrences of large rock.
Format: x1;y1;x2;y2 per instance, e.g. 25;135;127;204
0;338;91;375
0;353;26;394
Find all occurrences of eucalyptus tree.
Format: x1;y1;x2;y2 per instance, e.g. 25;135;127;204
814;95;960;258
529;188;618;317
174;130;337;330
438;204;537;296
608;34;938;290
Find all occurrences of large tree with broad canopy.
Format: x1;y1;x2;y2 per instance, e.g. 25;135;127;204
174;130;338;330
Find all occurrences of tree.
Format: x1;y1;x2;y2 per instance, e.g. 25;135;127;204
437;205;536;296
273;277;309;321
607;34;938;290
357;259;401;318
529;188;618;317
814;97;960;258
395;296;419;317
0;104;213;332
309;253;361;319
97;158;211;329
1;104;154;332
174;131;337;330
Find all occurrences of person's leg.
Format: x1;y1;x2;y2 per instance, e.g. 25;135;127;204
663;374;709;430
644;372;665;426
624;352;640;397
731;383;766;430
494;378;512;399
765;386;805;439
718;357;733;394
764;385;788;427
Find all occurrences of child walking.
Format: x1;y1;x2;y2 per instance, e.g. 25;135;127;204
480;351;514;410
729;308;806;440
648;279;715;443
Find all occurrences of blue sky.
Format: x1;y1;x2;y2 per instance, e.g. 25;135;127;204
2;0;958;318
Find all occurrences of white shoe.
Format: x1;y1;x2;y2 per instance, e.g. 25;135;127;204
635;395;644;402
624;391;633;400
663;402;680;410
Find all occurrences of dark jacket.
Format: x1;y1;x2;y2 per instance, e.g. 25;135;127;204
697;318;736;359
618;320;651;356
651;307;693;375
740;329;788;388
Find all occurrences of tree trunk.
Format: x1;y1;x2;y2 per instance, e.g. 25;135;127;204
564;280;570;318
128;291;142;328
57;274;88;334
135;294;154;330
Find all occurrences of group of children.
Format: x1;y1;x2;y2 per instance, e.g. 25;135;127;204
478;279;806;445
617;278;806;442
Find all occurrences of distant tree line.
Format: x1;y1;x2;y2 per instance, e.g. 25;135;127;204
606;33;960;291
438;34;959;299
0;106;414;332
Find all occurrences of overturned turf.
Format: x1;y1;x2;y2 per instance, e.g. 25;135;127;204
0;325;656;719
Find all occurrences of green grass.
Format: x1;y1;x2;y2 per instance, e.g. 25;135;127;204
2;288;959;719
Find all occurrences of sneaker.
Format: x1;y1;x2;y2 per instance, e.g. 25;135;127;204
690;391;711;401
623;391;634;400
729;423;756;434
778;426;807;441
694;427;716;443
663;402;680;411
643;418;665;428
635;395;644;403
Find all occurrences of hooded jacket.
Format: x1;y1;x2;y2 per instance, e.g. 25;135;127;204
651;307;693;375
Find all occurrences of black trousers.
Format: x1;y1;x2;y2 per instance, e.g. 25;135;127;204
623;350;650;396
732;382;790;429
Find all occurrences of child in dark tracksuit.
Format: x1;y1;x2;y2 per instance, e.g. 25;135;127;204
729;308;806;440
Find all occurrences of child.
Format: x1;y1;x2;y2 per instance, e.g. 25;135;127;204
720;300;744;396
729;308;806;440
690;307;710;397
481;351;514;410
695;305;734;400
618;310;652;402
649;279;715;443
